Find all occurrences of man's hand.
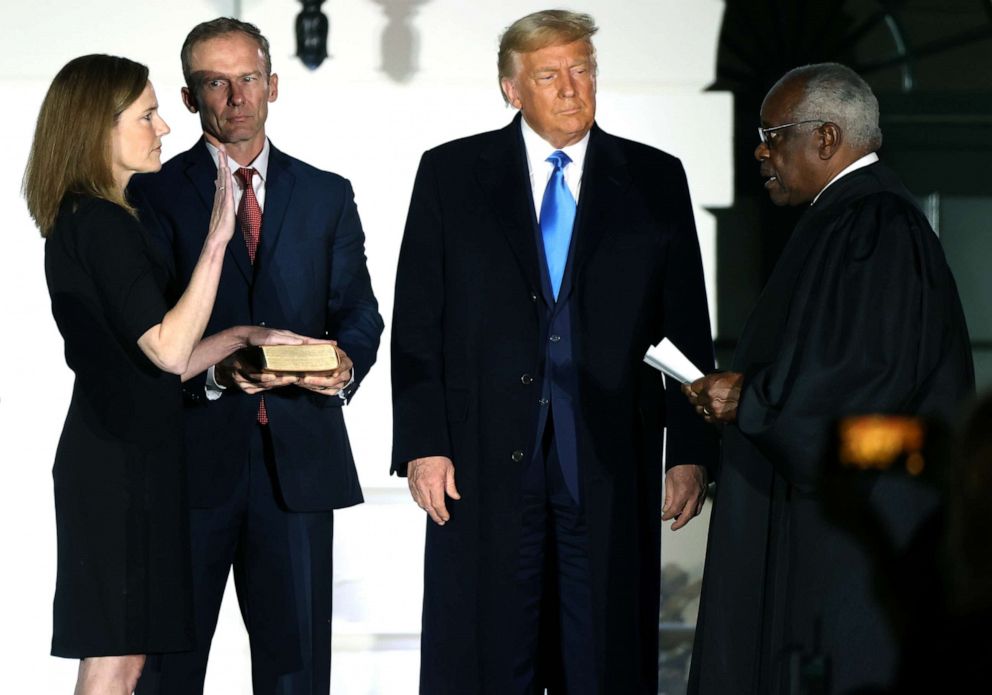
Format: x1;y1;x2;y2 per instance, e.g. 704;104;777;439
215;359;300;394
407;456;461;526
682;372;744;424
297;345;354;397
214;327;336;394
662;464;708;530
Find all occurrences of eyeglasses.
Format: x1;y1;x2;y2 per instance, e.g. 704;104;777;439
757;120;824;144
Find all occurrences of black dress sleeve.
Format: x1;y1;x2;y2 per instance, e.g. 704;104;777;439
74;199;169;345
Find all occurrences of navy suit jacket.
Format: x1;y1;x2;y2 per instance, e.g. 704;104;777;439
131;139;383;511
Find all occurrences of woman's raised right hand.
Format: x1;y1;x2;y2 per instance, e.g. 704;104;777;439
207;148;236;244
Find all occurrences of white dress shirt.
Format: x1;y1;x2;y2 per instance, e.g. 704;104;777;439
519;116;590;218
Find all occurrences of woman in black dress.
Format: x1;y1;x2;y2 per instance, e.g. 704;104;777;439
23;55;304;695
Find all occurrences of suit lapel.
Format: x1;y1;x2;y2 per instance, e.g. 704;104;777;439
256;143;294;276
563;124;630;303
476;116;544;301
182;139;253;284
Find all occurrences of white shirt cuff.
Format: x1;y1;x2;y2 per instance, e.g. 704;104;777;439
338;371;356;401
205;364;227;401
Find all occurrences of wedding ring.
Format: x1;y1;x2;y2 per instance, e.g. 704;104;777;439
703;408;711;416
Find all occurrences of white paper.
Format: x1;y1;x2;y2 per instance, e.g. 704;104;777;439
643;338;704;384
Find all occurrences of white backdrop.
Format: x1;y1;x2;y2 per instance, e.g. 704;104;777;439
0;1;731;692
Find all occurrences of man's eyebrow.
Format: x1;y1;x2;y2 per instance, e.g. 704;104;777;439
531;59;590;73
190;70;262;82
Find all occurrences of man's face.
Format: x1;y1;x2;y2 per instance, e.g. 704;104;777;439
182;32;277;156
501;39;596;149
755;79;825;207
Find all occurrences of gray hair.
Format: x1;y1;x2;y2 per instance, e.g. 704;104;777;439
777;62;882;151
497;10;598;104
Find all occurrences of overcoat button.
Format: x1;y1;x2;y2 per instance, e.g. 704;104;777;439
529;291;538;302
549;334;561;343
538;398;549;406
511;450;524;462
520;373;534;385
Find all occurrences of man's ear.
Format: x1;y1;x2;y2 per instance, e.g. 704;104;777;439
181;86;198;115
501;77;521;109
818;122;842;160
268;73;279;103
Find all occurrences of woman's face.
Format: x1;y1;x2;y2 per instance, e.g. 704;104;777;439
110;81;170;190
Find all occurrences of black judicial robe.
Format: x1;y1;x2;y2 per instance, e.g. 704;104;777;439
688;162;974;695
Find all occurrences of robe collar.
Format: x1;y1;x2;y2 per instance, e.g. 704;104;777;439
812;152;879;205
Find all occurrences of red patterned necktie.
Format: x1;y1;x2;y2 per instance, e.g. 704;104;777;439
235;167;268;424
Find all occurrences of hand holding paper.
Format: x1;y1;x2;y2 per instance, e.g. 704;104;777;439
643;338;704;384
682;372;743;424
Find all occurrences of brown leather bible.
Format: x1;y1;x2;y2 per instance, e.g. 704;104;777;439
242;344;339;373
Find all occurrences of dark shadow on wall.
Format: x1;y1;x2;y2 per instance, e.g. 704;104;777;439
371;0;431;83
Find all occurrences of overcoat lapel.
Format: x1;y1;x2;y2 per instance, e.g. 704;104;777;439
563;124;630;303
255;144;295;277
476;116;544;301
182;139;253;284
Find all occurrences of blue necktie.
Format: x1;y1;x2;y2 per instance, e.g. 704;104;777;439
539;150;576;300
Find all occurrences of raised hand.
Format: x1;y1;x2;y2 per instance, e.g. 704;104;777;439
208;148;236;244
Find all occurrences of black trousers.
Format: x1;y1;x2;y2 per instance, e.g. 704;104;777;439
136;425;334;695
513;420;598;695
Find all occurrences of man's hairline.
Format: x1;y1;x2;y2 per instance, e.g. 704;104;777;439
184;30;271;87
502;39;598;85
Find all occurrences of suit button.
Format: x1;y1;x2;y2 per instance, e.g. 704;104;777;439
259;321;266;327
520;373;533;385
511;450;524;463
549;334;561;343
538;398;549;406
529;291;538;302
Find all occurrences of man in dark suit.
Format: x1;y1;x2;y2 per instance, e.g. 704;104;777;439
391;10;718;694
685;63;974;695
130;18;383;695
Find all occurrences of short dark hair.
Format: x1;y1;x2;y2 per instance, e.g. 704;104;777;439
181;17;272;91
23;54;148;236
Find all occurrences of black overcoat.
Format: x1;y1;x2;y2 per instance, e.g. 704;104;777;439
688;162;975;695
392;115;719;694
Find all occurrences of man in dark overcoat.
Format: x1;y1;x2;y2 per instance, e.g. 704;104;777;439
685;63;974;695
391;9;718;695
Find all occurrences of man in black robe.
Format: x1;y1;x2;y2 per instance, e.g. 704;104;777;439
684;63;974;695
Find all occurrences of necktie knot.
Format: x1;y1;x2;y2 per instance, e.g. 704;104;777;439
235;167;256;189
546;150;572;171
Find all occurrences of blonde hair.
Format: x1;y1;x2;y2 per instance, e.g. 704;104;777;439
23;54;148;236
497;10;598;104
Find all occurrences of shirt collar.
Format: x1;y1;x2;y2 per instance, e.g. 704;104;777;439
812;152;879;205
204;138;271;183
519;116;590;175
